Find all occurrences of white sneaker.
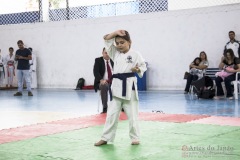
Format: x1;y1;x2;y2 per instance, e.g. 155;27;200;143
213;96;225;100
228;97;234;100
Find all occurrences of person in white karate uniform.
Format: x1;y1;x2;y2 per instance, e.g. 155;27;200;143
0;50;5;87
94;30;147;146
5;47;16;88
28;48;37;89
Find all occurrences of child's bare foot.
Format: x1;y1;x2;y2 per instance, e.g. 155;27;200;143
131;141;140;145
94;140;107;146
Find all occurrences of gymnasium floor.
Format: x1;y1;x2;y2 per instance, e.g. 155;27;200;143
0;89;239;160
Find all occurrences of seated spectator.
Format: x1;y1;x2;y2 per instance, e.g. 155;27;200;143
184;51;209;94
214;49;240;100
189;57;202;78
93;48;114;113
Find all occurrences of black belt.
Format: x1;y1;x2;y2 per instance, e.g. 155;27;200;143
109;73;135;101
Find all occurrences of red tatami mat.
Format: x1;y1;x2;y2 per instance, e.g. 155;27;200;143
139;112;210;122
0;112;239;144
0;113;126;144
188;116;240;126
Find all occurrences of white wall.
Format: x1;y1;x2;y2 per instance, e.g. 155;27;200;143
168;0;240;10
0;3;240;90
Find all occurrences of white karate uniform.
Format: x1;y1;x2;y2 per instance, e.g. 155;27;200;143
29;53;37;88
0;55;5;87
5;54;15;86
101;38;147;142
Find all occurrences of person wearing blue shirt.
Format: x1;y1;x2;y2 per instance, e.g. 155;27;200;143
14;40;33;96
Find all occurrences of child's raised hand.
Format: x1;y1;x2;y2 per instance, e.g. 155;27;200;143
115;30;126;36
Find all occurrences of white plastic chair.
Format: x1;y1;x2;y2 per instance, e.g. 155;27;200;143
232;72;240;99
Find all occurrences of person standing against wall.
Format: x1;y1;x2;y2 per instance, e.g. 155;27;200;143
224;31;240;58
5;47;15;88
28;47;37;89
93;48;114;114
94;30;147;146
14;40;33;96
0;49;5;88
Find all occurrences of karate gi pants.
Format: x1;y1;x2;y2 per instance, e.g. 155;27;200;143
0;71;4;87
101;91;140;142
7;66;14;86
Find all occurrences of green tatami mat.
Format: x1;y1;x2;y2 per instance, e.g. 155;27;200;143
0;121;239;160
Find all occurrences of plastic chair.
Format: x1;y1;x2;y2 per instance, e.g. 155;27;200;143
232;72;240;99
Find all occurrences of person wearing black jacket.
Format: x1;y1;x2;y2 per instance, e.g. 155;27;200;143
93;48;114;113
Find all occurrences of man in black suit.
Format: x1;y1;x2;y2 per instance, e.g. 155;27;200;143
93;48;114;113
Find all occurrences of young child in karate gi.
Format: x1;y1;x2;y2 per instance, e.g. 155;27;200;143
0;51;5;87
94;30;147;146
5;47;15;88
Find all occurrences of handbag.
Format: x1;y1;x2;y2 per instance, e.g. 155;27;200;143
198;88;215;99
184;72;190;79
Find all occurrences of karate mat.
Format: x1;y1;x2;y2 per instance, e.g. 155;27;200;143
0;113;240;160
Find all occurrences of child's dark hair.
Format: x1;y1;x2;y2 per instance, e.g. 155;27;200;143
9;47;14;50
224;48;235;60
17;40;23;44
190;57;201;69
115;30;131;42
193;57;201;65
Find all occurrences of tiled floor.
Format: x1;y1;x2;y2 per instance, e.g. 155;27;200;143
0;89;239;130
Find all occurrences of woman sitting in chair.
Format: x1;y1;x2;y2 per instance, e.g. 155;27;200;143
184;51;209;94
214;49;240;100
